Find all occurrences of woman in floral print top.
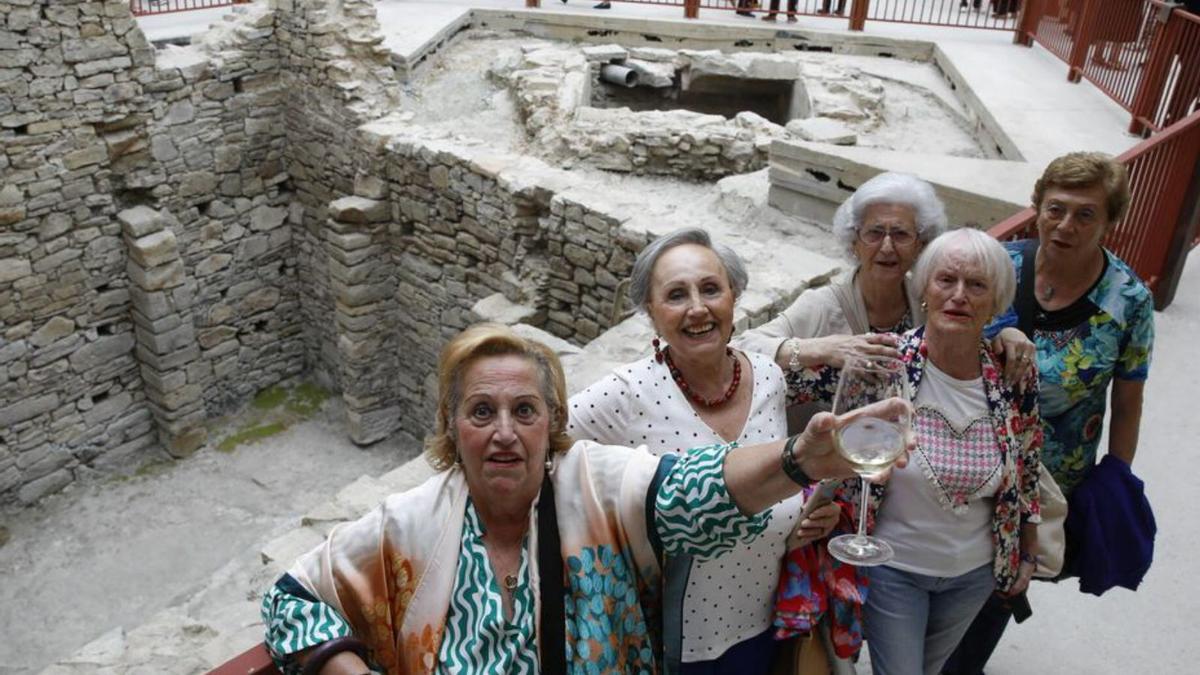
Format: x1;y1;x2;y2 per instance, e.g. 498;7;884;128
785;229;1042;675
944;152;1154;675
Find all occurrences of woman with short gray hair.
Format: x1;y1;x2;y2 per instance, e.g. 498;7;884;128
738;171;946;372
569;227;840;674
784;227;1043;675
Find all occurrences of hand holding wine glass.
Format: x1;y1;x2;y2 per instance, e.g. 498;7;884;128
826;356;913;566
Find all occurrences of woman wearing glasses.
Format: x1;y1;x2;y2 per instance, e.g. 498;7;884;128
738;171;1035;383
736;173;1034;669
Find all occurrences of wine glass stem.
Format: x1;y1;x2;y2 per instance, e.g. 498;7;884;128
855;476;870;542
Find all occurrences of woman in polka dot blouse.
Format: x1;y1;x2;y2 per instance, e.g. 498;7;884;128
568;227;840;674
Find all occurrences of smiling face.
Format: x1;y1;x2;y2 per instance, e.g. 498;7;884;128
852;202;923;284
1035;183;1111;265
923;246;995;340
646;243;736;362
454;354;550;509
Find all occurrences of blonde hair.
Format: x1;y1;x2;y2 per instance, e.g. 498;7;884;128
1032;152;1131;224
424;323;572;471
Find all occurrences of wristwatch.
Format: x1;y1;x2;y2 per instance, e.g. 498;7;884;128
781;434;815;486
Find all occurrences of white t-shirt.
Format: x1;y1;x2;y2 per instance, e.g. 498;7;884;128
567;350;796;661
873;361;1002;577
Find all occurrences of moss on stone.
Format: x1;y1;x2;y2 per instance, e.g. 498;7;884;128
252;385;288;411
286;382;330;416
217;422;288;453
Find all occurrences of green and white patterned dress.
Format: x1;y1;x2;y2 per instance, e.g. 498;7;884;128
262;442;771;674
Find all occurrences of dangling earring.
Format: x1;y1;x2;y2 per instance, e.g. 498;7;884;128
454;450;462;465
920;300;928;312
544;455;554;475
652;337;664;363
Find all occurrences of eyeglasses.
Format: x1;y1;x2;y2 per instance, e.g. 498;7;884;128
858;227;917;246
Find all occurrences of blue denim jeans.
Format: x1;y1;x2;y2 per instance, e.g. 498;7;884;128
864;563;996;675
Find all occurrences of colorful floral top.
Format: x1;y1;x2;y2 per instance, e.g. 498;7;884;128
785;327;1043;593
989;243;1154;495
261;442;771;674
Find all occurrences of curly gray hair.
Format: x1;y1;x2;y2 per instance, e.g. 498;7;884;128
831;172;948;261
628;227;749;312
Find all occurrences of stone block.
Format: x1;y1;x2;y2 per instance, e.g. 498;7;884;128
127;259;185;291
300;500;354;536
785;117;857;145
0;257;33;283
117;206;164;238
178;171;219;198
582;44;628;62
18;468;72;504
195;253;232;276
260;526;326;566
166;99;195;125
334;474;393;517
63;144;108;170
240;287;281;314
328;196;387;224
197;326;238;350
0;393;59;427
69;334;136;374
30;315;76;348
250;204;287;231
167;426;208;458
345;405;401;445
378;459;437;494
471;293;540;326
82;391;133;428
61;36;125;64
127;229;179;268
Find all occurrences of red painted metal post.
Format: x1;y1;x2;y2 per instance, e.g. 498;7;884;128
1014;0;1040;46
1128;4;1179;135
1150;117;1200;308
684;0;699;19
848;0;867;32
1065;0;1096;82
525;0;540;7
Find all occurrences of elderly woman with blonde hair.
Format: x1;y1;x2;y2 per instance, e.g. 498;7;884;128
259;323;908;674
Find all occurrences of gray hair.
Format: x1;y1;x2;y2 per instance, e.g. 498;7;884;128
911;227;1016;320
628;227;749;312
832;172;949;260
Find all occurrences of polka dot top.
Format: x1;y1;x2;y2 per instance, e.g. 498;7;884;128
567;350;800;661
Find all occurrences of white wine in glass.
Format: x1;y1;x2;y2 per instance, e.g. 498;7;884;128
827;356;911;567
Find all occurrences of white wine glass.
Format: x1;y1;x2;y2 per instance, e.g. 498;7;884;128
826;355;911;567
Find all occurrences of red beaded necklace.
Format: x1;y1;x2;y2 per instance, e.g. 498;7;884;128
661;345;742;408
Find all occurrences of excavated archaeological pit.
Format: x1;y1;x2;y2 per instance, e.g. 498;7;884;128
400;30;993;181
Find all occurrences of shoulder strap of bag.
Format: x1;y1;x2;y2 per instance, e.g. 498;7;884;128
1015;238;1039;337
538;473;566;675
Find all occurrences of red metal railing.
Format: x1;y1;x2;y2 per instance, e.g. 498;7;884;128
130;0;251;16
988;109;1200;309
861;0;1024;30
1019;1;1200;134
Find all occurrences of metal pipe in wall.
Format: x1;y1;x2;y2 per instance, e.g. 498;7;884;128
600;64;639;88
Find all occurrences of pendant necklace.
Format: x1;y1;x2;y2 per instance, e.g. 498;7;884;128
503;574;519;591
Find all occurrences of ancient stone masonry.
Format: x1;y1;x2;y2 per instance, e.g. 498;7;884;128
1;0;293;503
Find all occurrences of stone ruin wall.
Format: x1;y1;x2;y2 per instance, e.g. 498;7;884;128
1;0;657;504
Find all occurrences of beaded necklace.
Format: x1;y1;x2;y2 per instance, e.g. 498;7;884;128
662;345;742;408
